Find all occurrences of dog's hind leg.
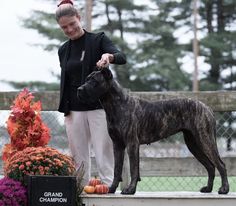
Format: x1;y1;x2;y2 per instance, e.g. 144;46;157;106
199;143;229;194
214;155;229;194
183;130;215;193
195;126;229;194
109;143;125;193
200;113;229;194
121;141;141;195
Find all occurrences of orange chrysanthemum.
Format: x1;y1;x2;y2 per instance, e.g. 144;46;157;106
4;146;76;183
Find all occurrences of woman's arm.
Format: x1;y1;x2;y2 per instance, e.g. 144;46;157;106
97;34;126;67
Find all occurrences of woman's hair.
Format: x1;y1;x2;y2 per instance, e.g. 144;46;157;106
55;0;79;22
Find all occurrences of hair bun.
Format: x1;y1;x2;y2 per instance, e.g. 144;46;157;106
57;0;73;7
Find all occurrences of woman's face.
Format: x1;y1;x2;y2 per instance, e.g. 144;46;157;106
58;15;83;40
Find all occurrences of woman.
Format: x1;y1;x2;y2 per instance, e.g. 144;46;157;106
55;0;126;186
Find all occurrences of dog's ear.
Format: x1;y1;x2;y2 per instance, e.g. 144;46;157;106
101;67;113;80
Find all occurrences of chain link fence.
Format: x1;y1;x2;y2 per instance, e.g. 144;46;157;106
0;110;236;192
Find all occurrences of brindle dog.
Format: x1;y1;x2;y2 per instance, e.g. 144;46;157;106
77;68;229;195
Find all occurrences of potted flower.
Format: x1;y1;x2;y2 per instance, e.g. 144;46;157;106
0;177;27;206
4;146;76;183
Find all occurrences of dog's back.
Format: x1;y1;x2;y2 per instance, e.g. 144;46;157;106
134;98;215;144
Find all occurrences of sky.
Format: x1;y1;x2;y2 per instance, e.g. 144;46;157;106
0;0;59;90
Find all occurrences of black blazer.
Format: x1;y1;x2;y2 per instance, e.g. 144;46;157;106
58;30;126;115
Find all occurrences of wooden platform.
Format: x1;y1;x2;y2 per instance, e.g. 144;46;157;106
81;192;236;206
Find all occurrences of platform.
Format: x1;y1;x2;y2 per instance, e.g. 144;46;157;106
81;191;236;206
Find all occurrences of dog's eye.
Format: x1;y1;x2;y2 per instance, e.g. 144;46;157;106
86;75;93;81
86;72;97;81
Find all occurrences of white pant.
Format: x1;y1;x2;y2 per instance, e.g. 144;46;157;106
65;110;114;186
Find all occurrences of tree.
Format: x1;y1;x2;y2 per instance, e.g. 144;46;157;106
199;0;236;90
22;10;65;51
93;0;150;90
21;0;191;91
197;0;236;150
91;0;191;91
131;0;192;91
145;0;236;91
21;0;236;92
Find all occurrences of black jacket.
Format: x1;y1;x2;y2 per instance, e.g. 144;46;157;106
58;31;126;115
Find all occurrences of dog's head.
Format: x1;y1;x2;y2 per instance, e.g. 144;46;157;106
77;67;113;103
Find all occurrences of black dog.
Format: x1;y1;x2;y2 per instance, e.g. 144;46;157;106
77;68;229;195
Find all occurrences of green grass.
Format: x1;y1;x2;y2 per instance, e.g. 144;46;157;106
136;176;236;192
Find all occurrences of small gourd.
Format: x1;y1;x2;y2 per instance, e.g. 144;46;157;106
95;184;109;194
89;177;102;187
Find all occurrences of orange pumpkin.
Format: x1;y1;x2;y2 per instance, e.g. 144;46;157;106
95;184;109;194
84;185;96;194
89;177;102;187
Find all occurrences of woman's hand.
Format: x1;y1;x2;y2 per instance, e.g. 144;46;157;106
96;53;114;68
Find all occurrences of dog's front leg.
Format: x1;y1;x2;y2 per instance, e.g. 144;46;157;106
109;143;125;193
121;142;140;195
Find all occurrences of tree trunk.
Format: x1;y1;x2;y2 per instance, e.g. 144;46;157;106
116;7;124;40
105;2;113;34
84;0;93;31
205;0;224;87
217;0;225;32
205;0;213;33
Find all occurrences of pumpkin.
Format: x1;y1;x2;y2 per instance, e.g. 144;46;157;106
89;177;102;187
83;185;96;194
95;184;109;194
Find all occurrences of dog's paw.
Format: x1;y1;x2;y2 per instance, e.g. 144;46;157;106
200;186;212;193
218;185;229;194
108;186;117;194
121;187;136;195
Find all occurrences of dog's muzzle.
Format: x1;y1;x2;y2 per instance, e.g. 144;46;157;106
77;86;88;103
77;85;99;103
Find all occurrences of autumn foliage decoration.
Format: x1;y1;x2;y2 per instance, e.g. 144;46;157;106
2;88;51;162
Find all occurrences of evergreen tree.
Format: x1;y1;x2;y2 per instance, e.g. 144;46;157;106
132;0;192;91
93;0;149;90
21;0;236;92
199;0;236;90
21;0;191;91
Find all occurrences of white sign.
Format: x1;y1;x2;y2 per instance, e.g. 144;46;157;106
39;192;67;203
